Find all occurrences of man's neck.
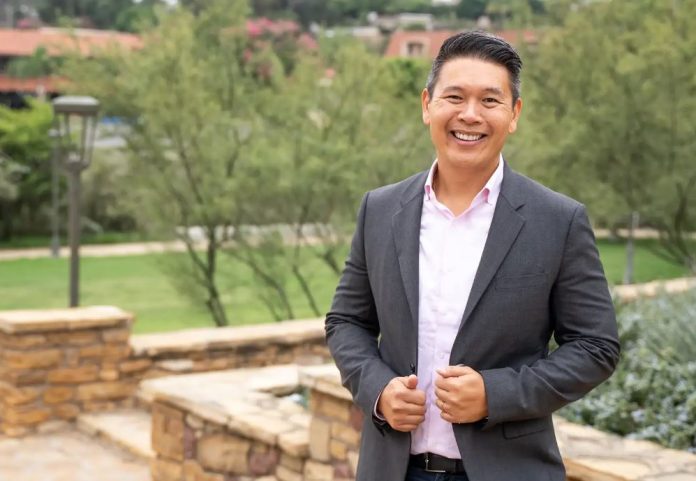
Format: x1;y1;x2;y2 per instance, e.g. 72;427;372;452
432;158;500;216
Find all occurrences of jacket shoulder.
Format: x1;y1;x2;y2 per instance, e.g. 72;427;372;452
366;170;427;207
507;170;583;218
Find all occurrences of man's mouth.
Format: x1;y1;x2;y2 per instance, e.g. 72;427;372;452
452;131;485;142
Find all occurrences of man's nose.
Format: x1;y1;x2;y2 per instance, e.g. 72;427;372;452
457;101;482;123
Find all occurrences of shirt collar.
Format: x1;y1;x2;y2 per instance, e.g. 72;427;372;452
424;155;505;206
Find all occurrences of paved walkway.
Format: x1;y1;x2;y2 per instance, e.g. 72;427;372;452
0;428;150;481
0;237;325;261
0;241;186;261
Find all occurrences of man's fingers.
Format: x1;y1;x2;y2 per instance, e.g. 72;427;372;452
440;411;458;424
434;375;453;391
393;400;426;416
434;386;454;403
393;423;420;432
436;365;475;378
399;387;426;405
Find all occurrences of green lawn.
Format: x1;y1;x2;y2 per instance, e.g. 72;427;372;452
0;239;689;333
595;238;689;284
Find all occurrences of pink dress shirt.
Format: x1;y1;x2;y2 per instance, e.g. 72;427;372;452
411;157;504;458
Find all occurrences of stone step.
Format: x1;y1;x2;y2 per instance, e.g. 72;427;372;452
77;409;154;460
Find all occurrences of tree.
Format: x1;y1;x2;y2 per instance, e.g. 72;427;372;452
6;47;57;78
0;100;53;241
512;0;696;275
34;0;162;31
241;41;432;319
63;0;262;326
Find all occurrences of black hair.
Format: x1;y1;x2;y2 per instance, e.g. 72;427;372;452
426;30;522;104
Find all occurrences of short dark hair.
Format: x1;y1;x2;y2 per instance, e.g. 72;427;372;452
426;30;522;104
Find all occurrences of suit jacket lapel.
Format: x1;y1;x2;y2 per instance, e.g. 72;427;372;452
392;171;427;331
460;164;526;329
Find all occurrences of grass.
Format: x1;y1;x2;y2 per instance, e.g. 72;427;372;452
0;239;689;333
596;238;689;284
0;248;346;334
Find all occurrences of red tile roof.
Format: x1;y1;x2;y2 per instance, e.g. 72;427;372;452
384;29;537;59
0;27;141;58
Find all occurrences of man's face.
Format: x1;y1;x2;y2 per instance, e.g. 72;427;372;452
421;56;522;174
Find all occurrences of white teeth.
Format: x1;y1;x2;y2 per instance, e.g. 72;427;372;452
453;132;483;141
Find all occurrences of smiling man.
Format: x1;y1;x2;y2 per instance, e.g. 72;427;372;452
325;31;619;481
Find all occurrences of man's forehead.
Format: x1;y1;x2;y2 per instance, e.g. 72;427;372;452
434;57;512;95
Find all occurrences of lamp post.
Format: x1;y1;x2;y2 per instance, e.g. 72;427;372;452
51;96;100;307
48;127;60;258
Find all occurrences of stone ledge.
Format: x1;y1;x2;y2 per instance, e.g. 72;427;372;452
139;365;310;454
554;417;696;480
0;306;133;334
298;364;352;402
130;318;325;357
613;277;696;303
78;410;154;460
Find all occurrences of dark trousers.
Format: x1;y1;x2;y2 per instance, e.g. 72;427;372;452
405;465;470;481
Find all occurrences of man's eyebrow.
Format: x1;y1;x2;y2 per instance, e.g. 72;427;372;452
440;86;505;96
483;87;505;96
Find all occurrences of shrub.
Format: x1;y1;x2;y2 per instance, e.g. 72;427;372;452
561;289;696;453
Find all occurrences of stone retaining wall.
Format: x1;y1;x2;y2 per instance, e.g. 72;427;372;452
129;320;329;380
0;307;330;437
141;366;310;481
0;306;138;436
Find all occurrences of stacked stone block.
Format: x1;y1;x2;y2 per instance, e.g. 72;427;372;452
303;370;362;481
0;307;145;436
144;365;311;481
151;400;287;481
129;319;331;380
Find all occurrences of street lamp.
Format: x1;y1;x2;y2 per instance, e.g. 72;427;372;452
52;95;100;307
48;127;60;258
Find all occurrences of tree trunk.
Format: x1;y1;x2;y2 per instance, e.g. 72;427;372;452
623;211;639;285
0;200;13;241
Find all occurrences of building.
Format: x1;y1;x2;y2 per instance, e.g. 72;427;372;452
0;27;141;106
384;28;537;59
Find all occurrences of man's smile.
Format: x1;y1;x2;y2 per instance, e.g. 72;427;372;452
451;130;486;143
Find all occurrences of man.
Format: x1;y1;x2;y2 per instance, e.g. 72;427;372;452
325;31;620;481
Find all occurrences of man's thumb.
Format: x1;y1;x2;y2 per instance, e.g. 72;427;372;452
402;374;418;389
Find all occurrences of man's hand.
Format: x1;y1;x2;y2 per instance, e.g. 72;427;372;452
434;365;488;424
376;374;426;432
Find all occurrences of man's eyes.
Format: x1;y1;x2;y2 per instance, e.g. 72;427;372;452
443;95;501;104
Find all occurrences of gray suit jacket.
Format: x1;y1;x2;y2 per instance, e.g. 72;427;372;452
325;163;620;481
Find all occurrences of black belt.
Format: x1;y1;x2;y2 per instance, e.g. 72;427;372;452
410;453;466;474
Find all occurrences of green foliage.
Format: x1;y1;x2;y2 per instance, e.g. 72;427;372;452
6;47;58;78
34;0;163;32
0;154;25;202
0;100;53;240
513;0;696;272
561;290;696;453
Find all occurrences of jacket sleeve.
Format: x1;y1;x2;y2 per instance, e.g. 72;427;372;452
325;192;398;425
480;204;620;428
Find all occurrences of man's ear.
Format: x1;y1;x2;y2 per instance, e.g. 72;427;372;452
421;88;431;125
508;97;523;134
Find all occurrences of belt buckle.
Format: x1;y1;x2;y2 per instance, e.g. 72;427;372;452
424;453;446;474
